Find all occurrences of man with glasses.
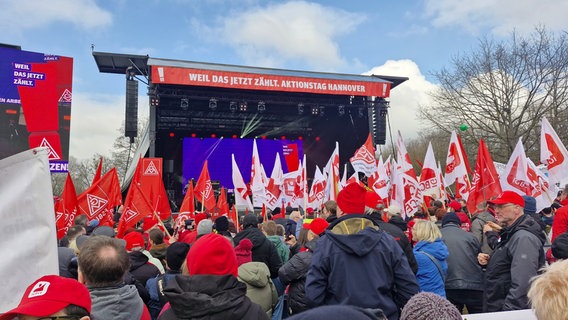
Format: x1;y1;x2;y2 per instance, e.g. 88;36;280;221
477;191;546;312
0;275;91;320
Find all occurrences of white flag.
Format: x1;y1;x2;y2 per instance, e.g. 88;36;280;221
500;138;531;195
232;154;254;212
250;139;267;207
540;117;568;184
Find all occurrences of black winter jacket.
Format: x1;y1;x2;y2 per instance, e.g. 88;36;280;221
484;214;546;312
158;274;268;320
233;227;283;278
278;239;317;314
129;251;161;287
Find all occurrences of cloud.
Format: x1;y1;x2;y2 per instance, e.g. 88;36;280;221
0;0;112;32
424;0;568;36
364;60;438;141
69;93;148;160
204;1;364;70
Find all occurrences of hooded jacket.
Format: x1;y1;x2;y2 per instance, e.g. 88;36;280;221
305;214;419;320
129;251;161;287
158;274;268;320
484;214;546;312
413;239;449;297
267;235;289;264
233;227;282;278
278;239;317;314
89;284;147;320
238;261;278;317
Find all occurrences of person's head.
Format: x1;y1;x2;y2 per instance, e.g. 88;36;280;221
528;259;568;320
522;195;537;215
400;292;461;320
441;212;461;227
123;231;145;252
148;228;165;246
458;199;467;208
77;236;130;287
234;238;253;266
412;220;442;243
275;224;285;237
488;191;525;227
432;200;443;209
213;215;229;233
185;233;238;278
196;219;214;237
336;183;367;216
289;210;302;222
165;242;190;272
364;191;382;214
66;225;86;242
321;200;337;219
0;275;91;320
297;227;309;248
261;220;278;236
475;201;488;213
386;205;401;218
73;214;88;228
447;200;462;212
305;218;329;241
242;214;259;229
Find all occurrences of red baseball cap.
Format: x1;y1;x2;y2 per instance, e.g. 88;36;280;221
305;218;329;236
487;191;525;207
124;231;145;251
0;275;91;319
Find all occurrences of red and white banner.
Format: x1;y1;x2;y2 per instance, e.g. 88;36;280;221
527;159;558;212
420;142;441;198
308;166;327;209
445;130;471;200
77;168;121;226
500;138;532;195
151;66;391;97
369;155;390;200
396;131;422;216
540;117;568;184
264;154;284;210
194;160;216;211
466;139;502;213
324;142;340;201
350;133;377;177
117;183;155;238
251;140;267;207
232;154;254;212
135;158;172;220
55;173;78;239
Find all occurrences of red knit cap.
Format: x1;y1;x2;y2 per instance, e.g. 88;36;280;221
124;231;145;251
337;183;367;214
448;200;462;212
186;233;238;277
306;218;329;236
234;238;253;266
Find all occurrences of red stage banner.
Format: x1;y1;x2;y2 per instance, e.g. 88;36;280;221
151;66;390;97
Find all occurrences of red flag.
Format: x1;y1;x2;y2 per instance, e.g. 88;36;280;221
92;157;103;185
229;205;240;233
116;183;155;238
350;133;376;177
466;139;503;213
179;180;196;216
77;168;122;226
174;212;193;232
195;160;216;211
137;158;172;220
261;204;267;221
54;173;78;239
216;187;229;217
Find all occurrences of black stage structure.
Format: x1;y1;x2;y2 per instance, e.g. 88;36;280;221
93;52;408;205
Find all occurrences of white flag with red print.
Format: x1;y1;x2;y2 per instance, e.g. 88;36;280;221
339;163;348;193
436;161;448;201
389;164;405;217
308;165;327;209
369;155;390;199
264;154;284;210
420;142;441;197
323;142;340;201
396;132;422;217
444;131;469;186
250;139;267;207
232;154;254;212
527;158;558;212
500;138;532;195
540;117;568;184
350;133;376;177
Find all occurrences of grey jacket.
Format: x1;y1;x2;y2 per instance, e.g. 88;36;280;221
89;284;144;320
441;223;484;291
470;211;496;254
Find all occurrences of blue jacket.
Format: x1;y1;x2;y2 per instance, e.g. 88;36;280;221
413;239;448;297
305;214;419;320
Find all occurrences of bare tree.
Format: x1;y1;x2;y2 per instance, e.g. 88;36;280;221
420;26;568;163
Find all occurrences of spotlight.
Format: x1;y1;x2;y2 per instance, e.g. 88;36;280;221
209;98;217;110
258;101;266;112
338;105;345;116
180;98;189;110
150;95;160;107
239;101;248;112
298;103;304;115
229;101;237;112
311;106;319;115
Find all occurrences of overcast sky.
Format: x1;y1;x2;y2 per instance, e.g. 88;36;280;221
2;0;567;160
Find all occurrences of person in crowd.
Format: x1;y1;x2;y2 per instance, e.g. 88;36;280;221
285;305;388;320
78;236;151;320
287;226;309;258
552;185;568;242
551;230;568;260
146;242;190;320
321;200;338;223
400;292;462;320
233;214;282;278
178;212;207;245
306;182;419;320
365;191;417;274
279;217;328;315
0;275;92;320
289;209;303;238
385;205;408;234
158;233;268;319
213;215;232;239
124;231;162;287
412;220;448;297
440;212;484;313
148;228;169;270
470;201;496;254
447;200;471;232
407;208;429;245
528;259;568;320
540;206;554;235
262;220;289;264
60;224;86;248
236;238;278;318
523;195;547;232
196;218;213;240
477;191;546;312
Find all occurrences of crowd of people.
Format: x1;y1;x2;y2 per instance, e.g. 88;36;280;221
4;183;568;320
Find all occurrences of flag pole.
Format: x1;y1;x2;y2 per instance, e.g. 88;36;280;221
153;195;173;239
